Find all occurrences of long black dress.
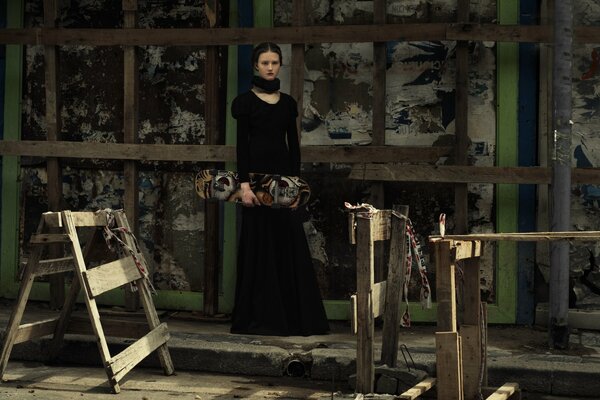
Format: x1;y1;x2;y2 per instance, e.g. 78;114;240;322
230;90;330;336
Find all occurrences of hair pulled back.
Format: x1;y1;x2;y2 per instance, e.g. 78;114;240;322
252;42;283;67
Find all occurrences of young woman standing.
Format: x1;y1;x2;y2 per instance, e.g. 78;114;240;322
230;42;330;336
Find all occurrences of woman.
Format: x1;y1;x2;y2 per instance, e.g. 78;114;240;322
230;42;330;336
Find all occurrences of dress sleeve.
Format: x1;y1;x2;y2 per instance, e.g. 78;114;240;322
286;97;301;176
232;96;251;182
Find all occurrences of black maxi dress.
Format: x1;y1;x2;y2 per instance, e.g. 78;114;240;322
230;90;330;336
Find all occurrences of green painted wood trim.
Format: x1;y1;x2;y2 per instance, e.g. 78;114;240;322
495;0;519;324
253;0;273;27
0;0;24;297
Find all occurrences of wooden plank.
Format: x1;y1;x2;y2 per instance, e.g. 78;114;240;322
82;257;143;298
380;205;409;368
435;331;463;400
290;0;305;138
0;140;451;163
44;0;64;310
112;212;174;377
432;231;600;241
62;211;120;393
454;0;469;235
452;240;482;260
107;322;170;383
43;211;108;227
203;0;221;317
462;256;481;325
0;219;46;378
485;383;519;400
123;0;140;312
355;216;375;394
399;377;437;400
372;280;386;318
30;233;71;244
372;0;386;146
350;294;357;334
14;318;58;344
1;25;600;46
460;324;482;400
66;315;149;339
33;256;74;277
435;240;457;332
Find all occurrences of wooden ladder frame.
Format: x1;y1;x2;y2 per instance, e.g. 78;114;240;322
0;210;174;393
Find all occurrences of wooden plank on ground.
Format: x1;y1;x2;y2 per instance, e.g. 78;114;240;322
485;383;519;400
355;216;375;394
34;256;74;276
399;377;437;400
0;141;450;163
107;322;170;383
82;257;143;298
436;331;463;400
380;205;409;368
14;318;59;344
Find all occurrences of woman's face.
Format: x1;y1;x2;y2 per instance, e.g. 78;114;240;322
255;50;281;80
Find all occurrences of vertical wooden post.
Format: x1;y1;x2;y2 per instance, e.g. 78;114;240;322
460;252;482;400
454;0;470;234
203;0;221;316
380;205;409;367
123;0;140;311
356;215;375;394
370;0;387;281
436;331;464;400
291;0;305;138
436;240;457;332
43;0;64;309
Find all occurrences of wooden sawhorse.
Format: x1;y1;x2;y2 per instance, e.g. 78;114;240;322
0;210;174;393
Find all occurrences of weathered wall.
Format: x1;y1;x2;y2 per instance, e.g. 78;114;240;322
21;0;208;291
275;0;497;301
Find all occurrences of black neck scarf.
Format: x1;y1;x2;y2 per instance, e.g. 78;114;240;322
252;76;280;93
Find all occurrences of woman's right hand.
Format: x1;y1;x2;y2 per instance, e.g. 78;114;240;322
240;182;261;207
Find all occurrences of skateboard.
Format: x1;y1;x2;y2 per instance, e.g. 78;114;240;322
195;169;311;208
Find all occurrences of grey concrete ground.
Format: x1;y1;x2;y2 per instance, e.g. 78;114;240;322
1;302;599;398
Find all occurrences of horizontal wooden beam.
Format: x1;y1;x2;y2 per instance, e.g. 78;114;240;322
14;318;58;344
399;377;437;400
350;164;600;184
431;231;600;241
485;383;519;400
0;25;598;45
0;140;449;163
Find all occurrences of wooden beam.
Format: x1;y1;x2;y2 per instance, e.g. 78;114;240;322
82;257;143;298
435;332;463;400
0;141;450;163
203;0;220;317
34;256;74;277
432;231;600;241
66;315;149;339
30;233;71;244
435;240;456;332
43;211;108;227
380;205;409;368
1;25;599;46
349;164;600;184
355;216;375;394
14;318;59;344
44;0;64;309
485;383;519;400
451;240;482;260
399;377;437;400
371;280;386;318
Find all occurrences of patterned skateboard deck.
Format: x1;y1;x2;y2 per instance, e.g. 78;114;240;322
195;169;311;209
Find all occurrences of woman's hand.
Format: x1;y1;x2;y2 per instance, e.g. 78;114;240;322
240;182;261;207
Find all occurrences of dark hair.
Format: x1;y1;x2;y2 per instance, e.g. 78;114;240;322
252;42;283;67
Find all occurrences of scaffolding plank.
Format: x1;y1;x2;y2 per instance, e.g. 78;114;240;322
82;257;142;298
34;256;74;276
399;377;437;400
14;318;59;344
435;332;463;400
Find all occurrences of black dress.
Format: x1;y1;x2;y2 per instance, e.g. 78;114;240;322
230;90;330;336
